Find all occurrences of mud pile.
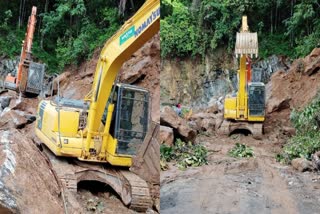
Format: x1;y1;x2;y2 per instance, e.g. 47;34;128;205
265;48;320;134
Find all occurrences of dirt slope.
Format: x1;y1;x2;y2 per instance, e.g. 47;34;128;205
265;48;320;134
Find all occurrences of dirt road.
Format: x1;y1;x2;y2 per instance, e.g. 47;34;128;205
160;134;320;214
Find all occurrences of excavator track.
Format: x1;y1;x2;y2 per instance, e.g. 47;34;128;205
218;120;263;139
39;143;152;212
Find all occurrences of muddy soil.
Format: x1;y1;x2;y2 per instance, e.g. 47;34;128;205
160;134;320;214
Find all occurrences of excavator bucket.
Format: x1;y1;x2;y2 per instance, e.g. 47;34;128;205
235;16;258;58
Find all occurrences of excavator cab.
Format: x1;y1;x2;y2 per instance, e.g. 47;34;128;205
248;82;265;117
21;62;46;94
108;84;150;156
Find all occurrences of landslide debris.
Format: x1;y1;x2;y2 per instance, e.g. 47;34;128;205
0;34;160;213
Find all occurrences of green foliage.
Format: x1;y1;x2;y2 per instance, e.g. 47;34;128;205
41;1;121;72
160;139;208;170
0;10;22;58
161;0;320;59
284;0;320;57
160;0;202;57
259;33;294;58
277;95;320;163
0;1;142;73
228;143;254;158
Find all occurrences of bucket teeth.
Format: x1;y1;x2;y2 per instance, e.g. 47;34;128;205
235;16;258;58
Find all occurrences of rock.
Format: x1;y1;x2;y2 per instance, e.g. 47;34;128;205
304;56;320;76
190;112;216;120
146;208;157;214
0;109;28;129
282;126;296;136
187;120;200;131
291;158;313;172
0;96;11;109
160;106;196;142
0;130;62;213
310;48;320;58
121;56;151;84
267;97;291;113
312;151;320;171
154;198;160;212
160;126;174;146
52;71;71;91
205;103;219;114
215;113;224;130
199;118;215;132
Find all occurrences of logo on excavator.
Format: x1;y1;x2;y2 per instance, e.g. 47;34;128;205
119;7;160;45
135;7;160;38
120;26;135;45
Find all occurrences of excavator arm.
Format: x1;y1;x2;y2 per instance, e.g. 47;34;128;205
84;0;160;156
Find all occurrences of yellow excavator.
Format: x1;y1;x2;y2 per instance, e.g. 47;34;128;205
220;16;265;139
35;0;160;211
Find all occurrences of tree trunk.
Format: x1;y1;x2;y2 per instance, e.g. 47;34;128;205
41;0;49;49
18;0;23;28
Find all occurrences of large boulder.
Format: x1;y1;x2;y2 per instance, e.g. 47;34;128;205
0;130;62;213
160;106;196;142
159;126;174;146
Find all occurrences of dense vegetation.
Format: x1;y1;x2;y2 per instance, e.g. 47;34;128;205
0;0;144;73
277;95;320;163
161;0;320;59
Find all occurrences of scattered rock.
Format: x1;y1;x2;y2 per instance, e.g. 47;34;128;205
0;109;28;129
146;208;157;214
312;151;320;171
160;126;174;146
199;118;215;132
267;97;291;113
205;103;220;114
291;158;313;172
304;56;320;76
282;126;296;136
0;96;11;109
160;106;196;142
